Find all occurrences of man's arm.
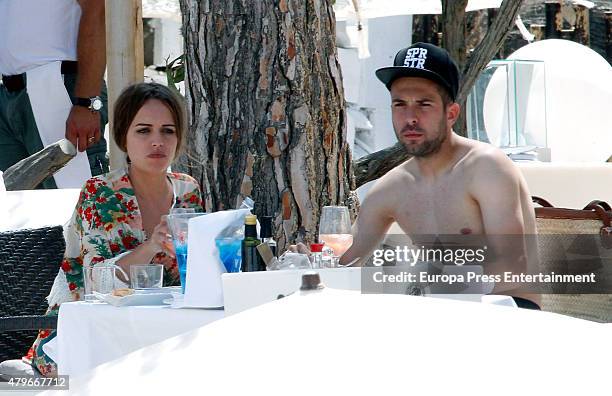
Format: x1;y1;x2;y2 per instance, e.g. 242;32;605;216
66;0;106;152
470;150;533;295
339;179;396;266
471;151;525;236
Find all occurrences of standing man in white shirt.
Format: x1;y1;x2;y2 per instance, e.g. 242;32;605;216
0;0;108;189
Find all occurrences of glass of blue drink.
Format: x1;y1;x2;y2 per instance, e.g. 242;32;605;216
215;237;242;273
166;213;205;294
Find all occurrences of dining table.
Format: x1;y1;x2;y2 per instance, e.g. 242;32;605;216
43;301;224;377
43;267;514;378
38;289;612;395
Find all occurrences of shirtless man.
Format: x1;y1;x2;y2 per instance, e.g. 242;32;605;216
339;43;538;306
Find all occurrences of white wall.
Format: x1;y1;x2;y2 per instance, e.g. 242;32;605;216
359;15;413;152
152;19;183;66
336;15;413;200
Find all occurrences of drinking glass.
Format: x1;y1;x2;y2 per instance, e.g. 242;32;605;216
129;264;164;289
319;206;353;266
170;208;196;214
83;264;129;301
166;213;206;293
215;237;242;273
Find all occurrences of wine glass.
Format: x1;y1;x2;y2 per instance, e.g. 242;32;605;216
318;206;353;264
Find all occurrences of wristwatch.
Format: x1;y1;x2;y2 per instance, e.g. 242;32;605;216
73;96;103;112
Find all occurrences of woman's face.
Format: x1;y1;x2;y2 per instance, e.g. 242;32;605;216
125;99;178;174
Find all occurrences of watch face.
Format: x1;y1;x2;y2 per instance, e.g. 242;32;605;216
91;98;103;111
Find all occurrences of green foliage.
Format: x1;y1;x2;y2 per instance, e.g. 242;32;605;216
166;54;185;96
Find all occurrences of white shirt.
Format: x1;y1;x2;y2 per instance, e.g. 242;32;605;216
0;0;81;76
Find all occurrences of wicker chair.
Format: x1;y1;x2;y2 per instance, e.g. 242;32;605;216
0;226;65;362
534;197;612;323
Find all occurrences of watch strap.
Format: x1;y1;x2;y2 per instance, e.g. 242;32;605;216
73;97;92;108
73;96;102;112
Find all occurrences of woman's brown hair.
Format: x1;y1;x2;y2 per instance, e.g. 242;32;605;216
112;82;186;159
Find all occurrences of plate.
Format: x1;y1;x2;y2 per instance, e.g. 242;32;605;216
164;292;223;310
93;289;175;307
132;286;181;295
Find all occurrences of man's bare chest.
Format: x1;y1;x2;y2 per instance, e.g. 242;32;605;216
390;181;485;235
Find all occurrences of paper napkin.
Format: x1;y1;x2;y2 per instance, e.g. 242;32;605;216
183;209;251;307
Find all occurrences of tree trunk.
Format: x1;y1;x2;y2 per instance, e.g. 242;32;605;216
178;0;357;249
441;0;468;135
354;143;410;188
354;0;524;188
456;0;524;105
441;0;468;72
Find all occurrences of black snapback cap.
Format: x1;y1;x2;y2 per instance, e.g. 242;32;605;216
375;42;460;101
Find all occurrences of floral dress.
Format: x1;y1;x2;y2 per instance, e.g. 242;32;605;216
25;168;203;377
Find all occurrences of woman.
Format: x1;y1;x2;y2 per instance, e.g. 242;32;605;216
26;82;203;377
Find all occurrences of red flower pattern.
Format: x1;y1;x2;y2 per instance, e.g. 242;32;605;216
84;207;93;222
28;169;202;377
60;260;71;272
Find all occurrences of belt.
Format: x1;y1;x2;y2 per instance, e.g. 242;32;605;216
1;60;78;93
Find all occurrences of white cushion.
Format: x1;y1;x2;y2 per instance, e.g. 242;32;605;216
0;359;41;380
517;162;612;209
0;188;80;231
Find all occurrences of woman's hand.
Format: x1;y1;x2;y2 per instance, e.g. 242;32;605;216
147;218;175;258
117;219;176;277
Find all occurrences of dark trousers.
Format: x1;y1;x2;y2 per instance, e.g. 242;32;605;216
0;71;109;189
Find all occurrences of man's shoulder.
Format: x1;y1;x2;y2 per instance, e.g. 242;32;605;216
456;138;525;195
374;160;416;189
460;138;515;174
363;161;416;210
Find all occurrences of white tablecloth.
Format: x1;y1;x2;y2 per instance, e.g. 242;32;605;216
40;291;612;395
0;189;80;231
44;302;224;377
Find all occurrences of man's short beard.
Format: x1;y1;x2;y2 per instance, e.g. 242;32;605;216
402;118;448;158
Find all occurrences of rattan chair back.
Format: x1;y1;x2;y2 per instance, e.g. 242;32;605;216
0;226;65;361
534;197;612;322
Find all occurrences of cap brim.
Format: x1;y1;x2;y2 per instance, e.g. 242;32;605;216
375;66;454;98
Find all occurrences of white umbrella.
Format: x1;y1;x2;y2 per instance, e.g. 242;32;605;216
143;0;504;22
334;0;503;20
142;0;181;21
41;287;610;395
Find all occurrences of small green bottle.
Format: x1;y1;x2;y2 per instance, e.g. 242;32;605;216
241;214;265;272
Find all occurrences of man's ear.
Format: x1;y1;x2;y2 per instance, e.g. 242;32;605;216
446;102;461;126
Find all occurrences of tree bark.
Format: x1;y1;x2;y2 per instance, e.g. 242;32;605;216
354;143;410;188
354;0;524;188
456;0;524;105
441;0;468;72
441;0;469;136
178;0;357;249
3;139;76;191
